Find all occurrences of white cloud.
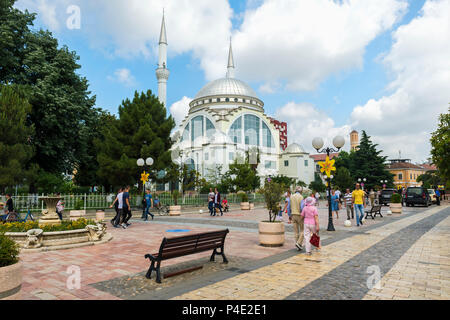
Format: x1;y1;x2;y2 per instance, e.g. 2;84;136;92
107;68;136;87
350;0;450;162
169;96;192;127
15;0;63;31
275;102;351;153
233;0;408;91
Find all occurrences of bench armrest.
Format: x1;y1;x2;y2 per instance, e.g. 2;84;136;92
145;253;158;261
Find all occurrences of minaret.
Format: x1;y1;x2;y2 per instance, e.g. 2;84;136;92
226;39;235;79
156;12;169;107
350;130;360;151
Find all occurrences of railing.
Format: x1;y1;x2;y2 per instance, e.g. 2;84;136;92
1;193;266;213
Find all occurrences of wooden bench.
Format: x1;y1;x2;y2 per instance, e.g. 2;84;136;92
365;205;383;219
144;229;229;283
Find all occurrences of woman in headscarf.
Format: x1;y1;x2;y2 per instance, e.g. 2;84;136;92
301;197;320;255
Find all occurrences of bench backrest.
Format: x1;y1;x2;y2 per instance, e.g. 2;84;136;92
372;205;382;212
158;229;229;260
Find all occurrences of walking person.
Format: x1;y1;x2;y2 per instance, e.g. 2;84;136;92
369;189;375;207
143;189;154;221
214;188;223;217
122;186;132;227
110;188;124;228
302;197;320;255
289;187;304;251
56;193;65;220
331;189;340;219
1;194;14;222
435;188;441;206
282;190;291;221
352;183;366;227
344;189;354;220
208;188;215;216
315;191;321;206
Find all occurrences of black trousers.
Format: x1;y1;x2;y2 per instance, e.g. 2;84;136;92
123;207;132;224
112;207;120;225
215;203;223;216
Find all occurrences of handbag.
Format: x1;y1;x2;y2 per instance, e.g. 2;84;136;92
310;232;320;248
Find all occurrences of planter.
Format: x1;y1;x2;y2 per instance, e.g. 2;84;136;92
0;261;22;300
249;203;255;210
169;205;181;216
240;202;250;210
390;203;402;214
70;210;86;221
258;221;285;247
96;210;105;222
39;196;62;227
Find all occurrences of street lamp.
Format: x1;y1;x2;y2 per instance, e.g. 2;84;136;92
312;135;345;231
380;180;388;189
358;178;367;190
138;157;154;216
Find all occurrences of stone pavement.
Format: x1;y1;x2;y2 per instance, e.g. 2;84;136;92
170;205;449;300
16;203;448;300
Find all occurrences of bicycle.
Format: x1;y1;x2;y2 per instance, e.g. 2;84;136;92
155;204;170;216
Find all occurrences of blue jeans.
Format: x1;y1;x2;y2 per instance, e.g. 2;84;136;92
144;206;153;220
208;202;214;215
354;204;364;225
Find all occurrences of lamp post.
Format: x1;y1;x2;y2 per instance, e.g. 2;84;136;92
137;157;154;216
380;179;388;189
312;136;345;232
358;178;367;191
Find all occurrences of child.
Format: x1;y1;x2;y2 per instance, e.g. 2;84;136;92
222;197;229;212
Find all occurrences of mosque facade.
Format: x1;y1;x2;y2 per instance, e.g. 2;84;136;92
155;14;315;187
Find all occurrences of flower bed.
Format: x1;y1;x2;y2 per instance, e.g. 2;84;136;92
0;218;96;233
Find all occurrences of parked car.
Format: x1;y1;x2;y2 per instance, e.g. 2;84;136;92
379;189;396;206
405;187;432;207
427;189;437;204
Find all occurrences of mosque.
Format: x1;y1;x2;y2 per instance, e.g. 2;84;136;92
155;14;315;188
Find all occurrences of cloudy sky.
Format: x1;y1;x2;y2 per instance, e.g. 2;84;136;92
15;0;449;163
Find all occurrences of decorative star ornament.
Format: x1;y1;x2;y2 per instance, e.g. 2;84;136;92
319;156;336;178
140;171;150;184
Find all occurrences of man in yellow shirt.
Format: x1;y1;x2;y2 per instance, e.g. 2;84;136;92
352;184;366;227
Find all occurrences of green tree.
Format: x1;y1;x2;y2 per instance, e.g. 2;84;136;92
332;167;353;191
271;175;296;189
0;85;34;192
334;131;394;190
1;0;100;185
417;171;441;189
430;111;450;186
96;90;175;188
262;180;284;222
309;173;326;193
228;159;261;192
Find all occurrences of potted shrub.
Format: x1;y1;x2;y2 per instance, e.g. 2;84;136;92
258;180;285;247
70;198;86;221
169;190;181;216
390;193;402;214
239;192;250;210
0;233;22;300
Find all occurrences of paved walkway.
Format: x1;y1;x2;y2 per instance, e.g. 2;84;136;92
170;205;449;300
16;203;448;300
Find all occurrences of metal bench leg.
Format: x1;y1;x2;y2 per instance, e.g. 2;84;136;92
145;260;155;279
156;261;162;284
220;246;228;264
210;248;217;262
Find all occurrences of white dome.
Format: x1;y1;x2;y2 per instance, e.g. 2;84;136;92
285;143;305;153
195;78;259;100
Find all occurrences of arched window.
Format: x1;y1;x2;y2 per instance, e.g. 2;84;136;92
206;117;215;136
191;116;203;142
262;122;275;148
181;123;190;142
225;98;230;102
228;116;242;144
244;114;260;146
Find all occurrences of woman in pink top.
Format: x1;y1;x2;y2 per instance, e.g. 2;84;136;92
301;197;320;254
